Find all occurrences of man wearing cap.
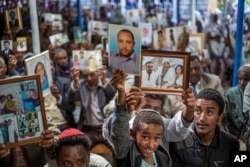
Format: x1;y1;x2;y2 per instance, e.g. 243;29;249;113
55;128;112;167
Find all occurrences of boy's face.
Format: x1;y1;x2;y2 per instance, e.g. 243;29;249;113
133;122;163;160
58;145;89;167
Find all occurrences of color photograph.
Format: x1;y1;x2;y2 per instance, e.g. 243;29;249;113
109;24;141;75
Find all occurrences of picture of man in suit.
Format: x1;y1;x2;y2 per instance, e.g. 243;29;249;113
8;10;19;28
1;40;13;64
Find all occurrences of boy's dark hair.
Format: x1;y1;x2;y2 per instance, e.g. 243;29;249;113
196;88;224;114
132;109;164;132
55;128;92;162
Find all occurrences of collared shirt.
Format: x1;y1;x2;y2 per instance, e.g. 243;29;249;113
110;51;139;75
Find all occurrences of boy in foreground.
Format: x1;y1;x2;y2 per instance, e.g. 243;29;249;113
109;69;194;167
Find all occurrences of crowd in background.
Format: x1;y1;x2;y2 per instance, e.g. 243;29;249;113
0;0;250;167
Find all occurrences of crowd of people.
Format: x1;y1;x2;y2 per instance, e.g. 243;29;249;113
0;1;249;167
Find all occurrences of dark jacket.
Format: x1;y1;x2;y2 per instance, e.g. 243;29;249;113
169;127;239;167
116;142;169;167
55;76;76;128
0;144;48;167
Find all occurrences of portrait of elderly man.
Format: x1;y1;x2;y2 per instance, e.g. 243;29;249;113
109;25;141;75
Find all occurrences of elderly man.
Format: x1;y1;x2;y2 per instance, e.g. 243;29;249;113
69;64;116;148
225;65;250;150
54;48;73;79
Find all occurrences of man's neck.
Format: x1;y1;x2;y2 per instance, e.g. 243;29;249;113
196;129;216;146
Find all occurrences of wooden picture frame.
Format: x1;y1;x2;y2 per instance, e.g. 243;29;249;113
25;50;53;96
4;6;23;30
137;50;190;95
0;75;47;149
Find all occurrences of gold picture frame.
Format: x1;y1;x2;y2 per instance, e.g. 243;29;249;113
136;50;190;95
4;6;23;30
0;75;47;149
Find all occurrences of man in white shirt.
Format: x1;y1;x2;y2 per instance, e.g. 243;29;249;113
141;61;158;87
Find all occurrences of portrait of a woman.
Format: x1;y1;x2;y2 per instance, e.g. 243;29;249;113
34;62;49;90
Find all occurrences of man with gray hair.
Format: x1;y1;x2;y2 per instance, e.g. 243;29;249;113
225;65;250;150
54;48;73;79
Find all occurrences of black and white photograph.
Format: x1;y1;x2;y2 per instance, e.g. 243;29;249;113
4;6;23;30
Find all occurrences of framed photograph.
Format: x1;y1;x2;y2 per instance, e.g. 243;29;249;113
109;24;141;75
4;6;23;30
25;50;52;96
186;33;205;56
137;50;190;95
16;37;27;52
0;75;47;149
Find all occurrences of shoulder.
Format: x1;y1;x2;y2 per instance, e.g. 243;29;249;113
202;72;220;80
225;86;239;96
219;130;239;146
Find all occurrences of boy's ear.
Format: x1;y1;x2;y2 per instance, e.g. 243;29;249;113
130;129;136;139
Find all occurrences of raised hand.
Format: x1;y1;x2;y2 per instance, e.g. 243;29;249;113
125;86;145;112
39;129;54;150
110;69;127;92
70;66;80;89
182;87;196;122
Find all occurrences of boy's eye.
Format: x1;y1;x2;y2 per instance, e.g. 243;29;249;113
142;135;149;140
154;136;161;142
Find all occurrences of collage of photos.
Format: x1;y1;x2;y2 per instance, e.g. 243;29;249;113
72;50;102;72
0;79;43;145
